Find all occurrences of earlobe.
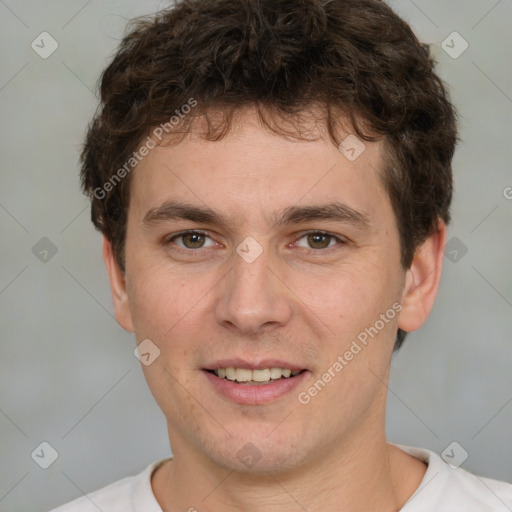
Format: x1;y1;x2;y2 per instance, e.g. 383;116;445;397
398;220;447;333
102;235;135;332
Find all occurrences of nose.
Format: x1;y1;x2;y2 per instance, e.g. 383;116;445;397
214;244;293;335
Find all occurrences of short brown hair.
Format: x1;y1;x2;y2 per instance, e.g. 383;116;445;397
80;0;458;351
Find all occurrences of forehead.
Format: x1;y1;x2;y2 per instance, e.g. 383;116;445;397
129;108;392;230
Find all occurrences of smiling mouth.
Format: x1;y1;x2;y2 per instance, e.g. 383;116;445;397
206;367;305;385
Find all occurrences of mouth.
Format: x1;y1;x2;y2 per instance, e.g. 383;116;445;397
206;367;305;385
203;363;309;405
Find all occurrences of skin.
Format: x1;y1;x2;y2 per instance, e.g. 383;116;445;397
103;107;446;511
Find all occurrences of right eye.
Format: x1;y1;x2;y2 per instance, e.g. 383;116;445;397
166;230;217;250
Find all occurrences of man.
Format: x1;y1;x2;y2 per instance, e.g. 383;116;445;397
52;0;512;510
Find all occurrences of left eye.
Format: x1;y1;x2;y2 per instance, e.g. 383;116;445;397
295;232;344;250
169;231;217;249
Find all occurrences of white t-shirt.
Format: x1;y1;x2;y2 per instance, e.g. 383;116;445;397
49;444;512;511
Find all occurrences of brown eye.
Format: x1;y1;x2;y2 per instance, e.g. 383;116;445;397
295;231;345;250
181;232;206;249
168;231;215;250
307;233;332;249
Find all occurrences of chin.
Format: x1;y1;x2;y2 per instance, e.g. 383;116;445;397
213;445;306;475
194;424;312;475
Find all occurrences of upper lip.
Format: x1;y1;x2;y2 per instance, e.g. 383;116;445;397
204;358;305;371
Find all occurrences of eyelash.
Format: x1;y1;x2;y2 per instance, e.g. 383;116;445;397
164;230;346;253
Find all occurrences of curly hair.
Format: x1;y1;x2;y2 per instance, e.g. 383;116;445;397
80;0;458;351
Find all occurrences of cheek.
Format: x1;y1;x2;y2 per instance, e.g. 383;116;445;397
127;263;198;341
304;264;390;324
304;264;402;370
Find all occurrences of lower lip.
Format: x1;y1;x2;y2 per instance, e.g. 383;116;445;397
203;370;308;405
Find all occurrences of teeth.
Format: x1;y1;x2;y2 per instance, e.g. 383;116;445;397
225;367;236;380
235;368;252;382
252;369;271;382
213;367;301;383
270;367;282;379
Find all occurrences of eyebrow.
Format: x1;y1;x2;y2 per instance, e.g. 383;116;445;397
141;200;372;230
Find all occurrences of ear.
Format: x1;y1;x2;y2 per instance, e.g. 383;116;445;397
102;235;134;332
398;219;447;333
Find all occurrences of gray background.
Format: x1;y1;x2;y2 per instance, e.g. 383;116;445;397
0;0;511;510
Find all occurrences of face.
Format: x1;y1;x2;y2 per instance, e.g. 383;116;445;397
105;108;442;474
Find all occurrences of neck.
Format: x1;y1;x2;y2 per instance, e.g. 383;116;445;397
152;423;426;512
